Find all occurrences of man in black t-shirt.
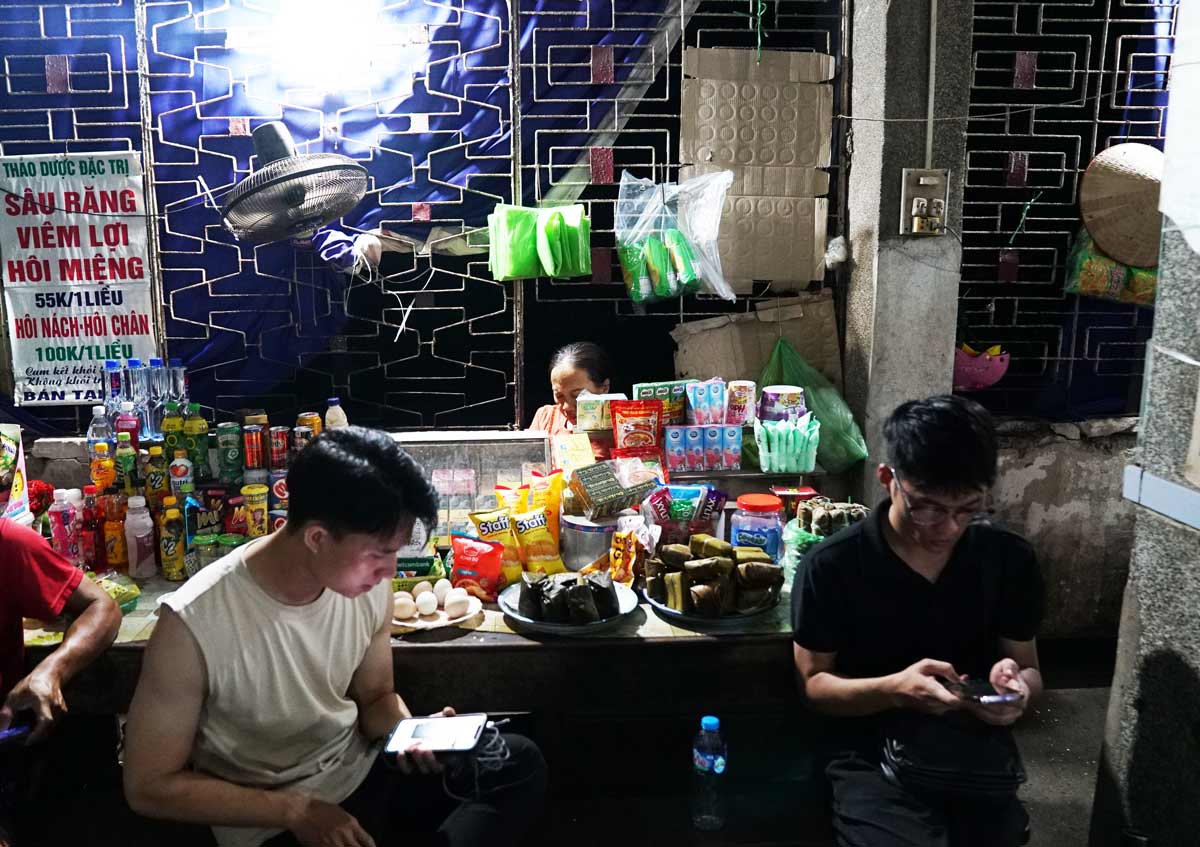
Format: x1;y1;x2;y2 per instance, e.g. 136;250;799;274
791;395;1044;847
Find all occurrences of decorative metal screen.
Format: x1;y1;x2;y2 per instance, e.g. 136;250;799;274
959;0;1175;419
1;0;846;434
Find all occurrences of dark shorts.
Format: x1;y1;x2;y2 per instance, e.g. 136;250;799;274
827;751;1029;847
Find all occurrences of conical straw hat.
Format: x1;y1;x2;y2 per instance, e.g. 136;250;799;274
1079;142;1164;267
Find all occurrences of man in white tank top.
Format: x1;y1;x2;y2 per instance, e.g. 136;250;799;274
122;427;545;847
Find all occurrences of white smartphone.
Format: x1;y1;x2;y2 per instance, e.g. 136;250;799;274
384;713;488;754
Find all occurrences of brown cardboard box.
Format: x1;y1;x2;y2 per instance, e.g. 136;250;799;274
669;290;842;390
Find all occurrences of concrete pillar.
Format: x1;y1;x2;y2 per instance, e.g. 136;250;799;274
842;0;974;498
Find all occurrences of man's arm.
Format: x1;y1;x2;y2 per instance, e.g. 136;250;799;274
123;608;374;846
794;644;963;717
0;575;120;741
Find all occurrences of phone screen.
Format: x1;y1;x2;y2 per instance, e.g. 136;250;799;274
385;713;488;754
940;677;1023;705
0;725;32;747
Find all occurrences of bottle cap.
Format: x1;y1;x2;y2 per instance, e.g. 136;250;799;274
120;401;134;412
181;483;195;493
149;446;163;455
127;358;142;368
174;449;188;459
67;488;81;501
165;508;181;519
701;715;720;732
169;358;182;367
163;496;177;507
128;496;146;509
92;405;106;416
84;485;97;495
150;358;163;367
104;359;118;369
53;489;68;501
735;493;783;514
117;432;131;442
327;397;340;405
94;443;109;454
165;401;178;412
188;402;200;412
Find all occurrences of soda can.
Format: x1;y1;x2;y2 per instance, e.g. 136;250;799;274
292;425;314;454
269;469;289;511
242;425;265;469
217;421;243;469
241;484;269;538
296;412;323;436
269;510;288;534
268;426;291;469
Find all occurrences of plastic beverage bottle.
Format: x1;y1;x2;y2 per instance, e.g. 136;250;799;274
169;449;194;496
159;508;187;582
103;359;123;426
115;401;140;451
67;489;85;563
143;446;171;511
183;403;210;481
324;396;349;430
81;485;104;571
48;489;81;567
90;443;117;490
161;401;184;456
691;715;728;831
114;432;138;495
179;482;203;576
147;357;168;437
124;496;158;580
103;493;128;572
126;358;152;439
86;404;114;456
169;358;189;406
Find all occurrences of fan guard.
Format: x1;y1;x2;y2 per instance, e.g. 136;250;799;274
221;122;368;244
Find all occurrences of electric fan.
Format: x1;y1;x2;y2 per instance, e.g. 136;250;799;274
220;122;368;244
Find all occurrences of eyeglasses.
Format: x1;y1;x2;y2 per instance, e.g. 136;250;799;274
889;467;993;527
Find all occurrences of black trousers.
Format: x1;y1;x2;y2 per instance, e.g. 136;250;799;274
264;733;546;847
827;752;1028;847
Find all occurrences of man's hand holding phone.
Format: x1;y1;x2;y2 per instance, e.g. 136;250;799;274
887;659;965;716
961;658;1029;726
387;706;456;775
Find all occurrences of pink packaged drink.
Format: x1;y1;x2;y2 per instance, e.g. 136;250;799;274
684;426;706;470
686;382;707;426
705;380;726;426
722;425;743;470
726;380;756;425
664;426;688;473
703;427;723;470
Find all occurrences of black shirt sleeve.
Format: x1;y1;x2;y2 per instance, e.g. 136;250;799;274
791;545;848;653
994;535;1044;641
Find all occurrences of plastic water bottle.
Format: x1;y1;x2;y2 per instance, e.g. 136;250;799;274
691;715;727;831
86;404;114;456
148;357;168;437
48;489;82;568
102;360;123;427
124;496;158;580
169;357;189;406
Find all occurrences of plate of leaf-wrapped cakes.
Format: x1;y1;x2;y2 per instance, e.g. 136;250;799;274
640;534;785;630
498;571;639;636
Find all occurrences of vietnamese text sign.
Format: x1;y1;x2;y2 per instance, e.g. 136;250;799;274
1;151;157;405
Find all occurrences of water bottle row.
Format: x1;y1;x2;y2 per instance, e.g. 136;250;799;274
88;358;189;448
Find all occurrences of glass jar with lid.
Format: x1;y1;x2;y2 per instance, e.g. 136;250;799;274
729;493;785;562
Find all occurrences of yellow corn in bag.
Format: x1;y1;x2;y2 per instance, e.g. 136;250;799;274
512;507;566;574
526;470;565;544
469;508;523;588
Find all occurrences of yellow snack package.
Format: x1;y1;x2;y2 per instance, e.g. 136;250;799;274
526;470;565;544
496;486;524;513
469;508;523;588
512;507;566;574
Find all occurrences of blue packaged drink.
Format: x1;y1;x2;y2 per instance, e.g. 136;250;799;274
706;381;726;426
703;427;723;471
685;426;705;471
722;426;743;471
665;426;688;473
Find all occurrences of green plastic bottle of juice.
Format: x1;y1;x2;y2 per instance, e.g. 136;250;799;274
114;432;138;496
183;402;210;482
161;401;183;456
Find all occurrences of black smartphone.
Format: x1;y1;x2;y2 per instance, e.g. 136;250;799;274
939;677;1023;706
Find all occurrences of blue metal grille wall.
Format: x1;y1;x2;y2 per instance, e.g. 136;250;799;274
958;0;1175;419
0;0;847;434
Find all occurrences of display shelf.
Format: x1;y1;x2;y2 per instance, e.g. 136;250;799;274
668;468;823;482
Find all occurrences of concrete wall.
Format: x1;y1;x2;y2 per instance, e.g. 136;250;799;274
994;419;1137;639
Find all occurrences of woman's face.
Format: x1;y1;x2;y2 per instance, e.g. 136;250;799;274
551;364;609;424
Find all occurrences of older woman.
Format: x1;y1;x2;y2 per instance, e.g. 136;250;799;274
529;342;614;459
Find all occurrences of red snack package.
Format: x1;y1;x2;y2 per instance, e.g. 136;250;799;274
450;534;505;602
645;487;673;523
610;400;664;450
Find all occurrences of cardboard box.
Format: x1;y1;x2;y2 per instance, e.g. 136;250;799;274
679;48;835;289
669;290;842;391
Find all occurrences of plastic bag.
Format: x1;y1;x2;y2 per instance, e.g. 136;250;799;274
758;339;867;473
615;170;734;303
1064;228;1157;306
754;413;820;473
488;204;591;281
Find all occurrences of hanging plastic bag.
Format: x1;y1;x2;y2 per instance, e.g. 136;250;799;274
615;170;734;303
758;339;867;473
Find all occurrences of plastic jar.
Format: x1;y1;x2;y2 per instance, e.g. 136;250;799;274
729;493;785;562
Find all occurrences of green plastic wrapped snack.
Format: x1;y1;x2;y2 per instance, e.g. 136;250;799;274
488;205;541;281
489;203;591;281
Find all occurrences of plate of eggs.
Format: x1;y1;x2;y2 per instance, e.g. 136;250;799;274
393;578;483;631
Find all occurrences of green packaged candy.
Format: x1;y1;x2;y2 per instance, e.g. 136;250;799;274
618;241;653;303
664;229;701;294
642;236;679;299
